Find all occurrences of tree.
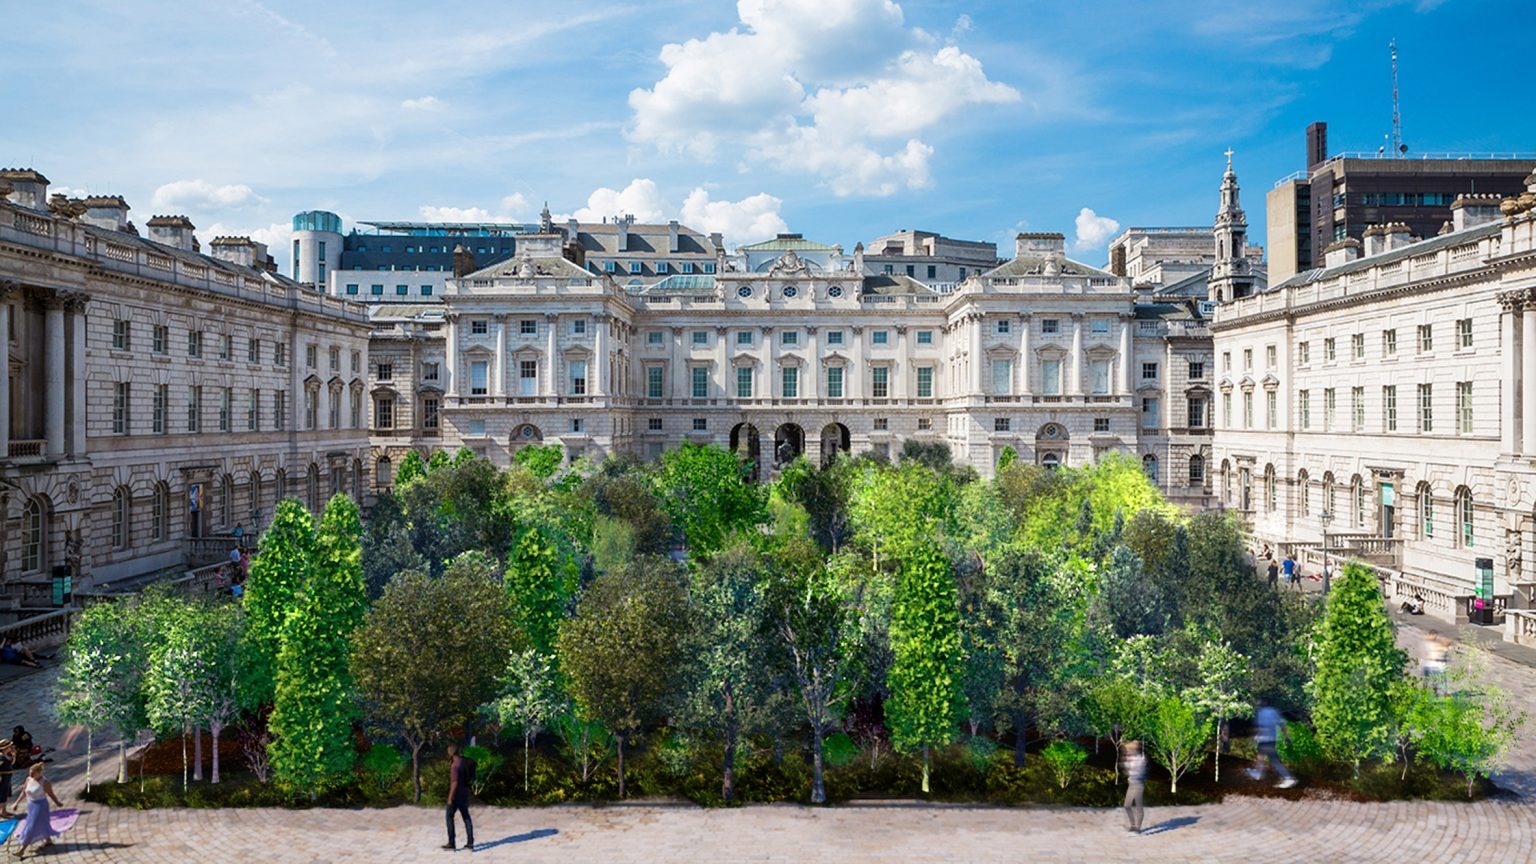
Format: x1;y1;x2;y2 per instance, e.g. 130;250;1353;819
885;542;963;793
243;498;315;705
504;521;579;655
144;598;219;791
493;648;563;792
1185;638;1251;783
681;544;777;803
360;491;426;599
1414;646;1528;796
558;559;691;798
1084;676;1155;783
352;557;516;801
1146;694;1211;794
395;449;428;486
54;602;152;791
1307;561;1406;775
766;547;862;804
989;550;1078;766
269;493;368;796
513;443;564;480
653;443;766;557
1094;545;1169;638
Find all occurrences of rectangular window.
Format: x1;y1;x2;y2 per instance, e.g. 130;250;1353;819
328;346;339;370
1091;319;1109;335
471;319;488;335
657;263;670;275
782;367;798;398
1188;397;1206;429
376;398;394;429
1298;390;1310;430
993;359;1013;395
918;416;932;430
250;338;261;364
603;261;617;273
1297;341;1309;365
395;284;408;296
275;343;286;366
998;319;1013;335
693;417;707;431
1041;359;1062;396
1243;391;1254;429
781;331;798;346
1383;385;1398;431
916;330;934;345
1142;398;1159;429
304;389;317;430
328;389;339;429
1141;362;1158;380
1095;416;1111;433
218;387;231;432
1222;351;1231;372
520;360;537;396
350;388;361;429
1351;386;1364;431
648;331;664;345
648;417;664;431
219;334;232;360
1418;324;1433;353
1267;344;1278;368
736;366;753;399
1324;388;1335;431
1188;361;1204;379
1383;329;1397;355
470;361;489;396
826;330;844;345
371;284;384;296
153;324;168;354
345;283;359;295
1041;319;1060;334
647;366;664;399
872;330;889;345
682;262;695;274
916;367;933;398
629;262;643;274
1457;318;1473;349
872;366;889;398
112;319;131;350
1268;390;1279;430
1243;347;1253;369
188;385;202;432
1351;334;1364;359
305;344;317;368
377;362;393;381
1458;381;1473;433
1223;392;1232;427
189;330;203;357
521;319;537;335
1418;383;1433;431
422;362;439;381
737;331;753;346
275;391;286;430
113;382;130;434
691;330;708;346
827;366;844;399
1323;338;1334;361
248;388;259;430
570;360;588;396
873;417;889;431
994;417;1011;432
1090;359;1110;395
692;366;708;399
421;285;433;295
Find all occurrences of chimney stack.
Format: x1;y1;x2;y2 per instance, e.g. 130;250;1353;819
0;169;49;211
1451;195;1503;231
1362;224;1388;257
210;236;267;269
1015;231;1065;260
1323;237;1361;267
668;220;680;253
616;214;635;253
453;244;476;278
80;195;131;232
146;215;198;252
1382;222;1413;251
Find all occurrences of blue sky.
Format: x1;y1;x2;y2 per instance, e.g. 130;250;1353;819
4;0;1532;269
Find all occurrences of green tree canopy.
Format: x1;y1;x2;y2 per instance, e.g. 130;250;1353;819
653;443;766;557
1307;561;1407;775
243;498;316;705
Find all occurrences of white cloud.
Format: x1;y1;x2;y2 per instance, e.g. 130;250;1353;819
400;96;442;111
1073;207;1120;251
572;179;669;223
627;0;1017;196
199;220;294;257
680;189;788;244
417;193;532;224
500;193;531;215
151;179;266;212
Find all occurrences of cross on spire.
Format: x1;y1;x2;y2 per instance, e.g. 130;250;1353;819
1224;147;1234;169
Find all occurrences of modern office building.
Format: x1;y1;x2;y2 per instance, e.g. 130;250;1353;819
0;169;372;608
861;229;1000;288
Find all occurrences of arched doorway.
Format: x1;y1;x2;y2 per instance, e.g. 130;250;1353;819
820;423;850;468
773;423;804;466
1036;422;1068;468
729;423;761;482
511;424;544;456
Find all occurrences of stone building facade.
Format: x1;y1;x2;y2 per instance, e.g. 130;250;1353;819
0;169;372;603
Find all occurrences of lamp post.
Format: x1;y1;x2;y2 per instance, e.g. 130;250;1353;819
1319;509;1334;595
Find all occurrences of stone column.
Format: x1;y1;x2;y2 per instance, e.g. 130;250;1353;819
1018;314;1031;396
805;327;819;401
1119;316;1133;397
0;283;12;458
69;293;88;453
1069;313;1084;397
544;313;558;397
595;314;609;398
851;326;865;401
492;314;507;397
969;313;984;396
1523;300;1536;456
762;326;775;401
716;326;729;400
444;313;459;399
43;295;65;457
1502;296;1521;454
671;326;685;401
896;326;911;400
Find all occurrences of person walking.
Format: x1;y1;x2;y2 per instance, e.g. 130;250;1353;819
1250;699;1296;788
443;743;476;852
10;762;65;858
0;739;17;817
1266;557;1279;589
1281;554;1296;588
1121;739;1146;834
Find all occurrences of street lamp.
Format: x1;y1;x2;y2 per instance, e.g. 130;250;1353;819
1319;509;1334;595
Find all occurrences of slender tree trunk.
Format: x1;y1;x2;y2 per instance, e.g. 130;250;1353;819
411;741;423;803
193;726;204;782
211;724;222;785
118;739;129;784
524;731;533;792
85;727;93;792
1212;718;1222;784
182;724;189;792
616;732;627;799
811;724;826;804
723;716;738;804
921;745;930;794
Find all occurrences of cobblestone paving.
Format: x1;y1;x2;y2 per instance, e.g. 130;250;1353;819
0;617;1530;864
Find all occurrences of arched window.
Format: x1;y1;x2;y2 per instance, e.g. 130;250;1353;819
249;471;261;524
1265;464;1277;512
152;482;170;541
1418;482;1434;539
1041;452;1061;470
112;486;131;550
308;464;321;512
376;457;393;489
1297;469;1310;516
1352;476;1365;527
21;497;46;573
1221;460;1232;501
1188;454;1205;485
1456;487;1474;548
1323;472;1336;518
1142;454;1159;483
220;474;234;530
275;468;288;502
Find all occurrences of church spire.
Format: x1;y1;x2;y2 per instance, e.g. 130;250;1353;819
1210;149;1254;303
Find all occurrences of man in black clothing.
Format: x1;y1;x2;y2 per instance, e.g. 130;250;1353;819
443;744;476;851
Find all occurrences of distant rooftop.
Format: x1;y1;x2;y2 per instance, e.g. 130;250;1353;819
739;233;839;252
355;221;536;237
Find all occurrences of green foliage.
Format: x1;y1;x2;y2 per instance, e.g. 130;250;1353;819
514;444;565;480
399;455;513;572
1041;740;1087;789
243;498;316;705
848;461;955;567
1145;694;1211;794
461;744;503;796
395;450;428;487
822;732;859;768
269;494;368;797
358;745;407;799
1412;648;1527;797
1083;676;1155;781
589;515;636;572
774;456;854;551
1307;561;1407;775
996;446;1017;472
494;647;563;791
351;556;516;801
427;449;451;473
1013;454;1172;555
587;468;673;556
558;558;692;797
653;443;766;557
885;542;963;793
1094;545;1169;638
1185;637;1252;782
359;491;426;599
504;522;579;654
1276;721;1326;774
55;600;153;788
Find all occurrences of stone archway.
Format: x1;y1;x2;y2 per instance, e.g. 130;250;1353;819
820;422;851;468
1036;422;1068;468
774;423;804;467
730;423;762;482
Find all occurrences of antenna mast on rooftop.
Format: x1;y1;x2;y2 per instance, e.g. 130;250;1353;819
1390;39;1406;157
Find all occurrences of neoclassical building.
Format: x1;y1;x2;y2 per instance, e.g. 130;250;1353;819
1211;171;1536;622
0;169;372;605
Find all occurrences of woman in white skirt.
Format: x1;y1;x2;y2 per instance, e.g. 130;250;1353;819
10;762;64;858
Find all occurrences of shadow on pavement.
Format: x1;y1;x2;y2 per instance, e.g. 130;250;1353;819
1140;816;1198;835
472;828;558;850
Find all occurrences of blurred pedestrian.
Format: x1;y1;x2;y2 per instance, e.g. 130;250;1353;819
1266;558;1279;589
1422;633;1451;693
1249;699;1296;788
1282;554;1296;587
1121;739;1146;834
0;739;17;817
10;762;65;858
443;743;476;852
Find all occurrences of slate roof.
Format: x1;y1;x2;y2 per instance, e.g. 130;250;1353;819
1272;220;1501;291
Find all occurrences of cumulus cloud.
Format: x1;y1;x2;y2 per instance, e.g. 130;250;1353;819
151;179;266;212
627;0;1017;197
400;95;442;111
680;189;788;244
1073;207;1120;251
199;220;294;256
571;179;669;223
417;193;532;223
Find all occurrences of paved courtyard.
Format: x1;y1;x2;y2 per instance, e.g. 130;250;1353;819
0;618;1531;863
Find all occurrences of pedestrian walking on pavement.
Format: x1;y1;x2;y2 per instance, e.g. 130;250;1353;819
1266;558;1279;589
1281;554;1296;588
443;743;476;852
10;762;65;858
1121;740;1147;833
1249;699;1296;788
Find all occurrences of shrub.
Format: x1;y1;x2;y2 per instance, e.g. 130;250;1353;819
1041;740;1087;789
461;745;504;797
1277;722;1326;775
965;736;999;774
358;745;406;800
822;732;859;769
657;733;695;780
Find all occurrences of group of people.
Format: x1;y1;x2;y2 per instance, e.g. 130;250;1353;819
1;726;65;858
0;638;43;669
1119;698;1296;834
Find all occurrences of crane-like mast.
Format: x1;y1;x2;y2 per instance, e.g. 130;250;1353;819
1390;39;1404;157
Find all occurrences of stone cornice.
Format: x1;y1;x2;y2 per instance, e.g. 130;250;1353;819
1211;266;1497;332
